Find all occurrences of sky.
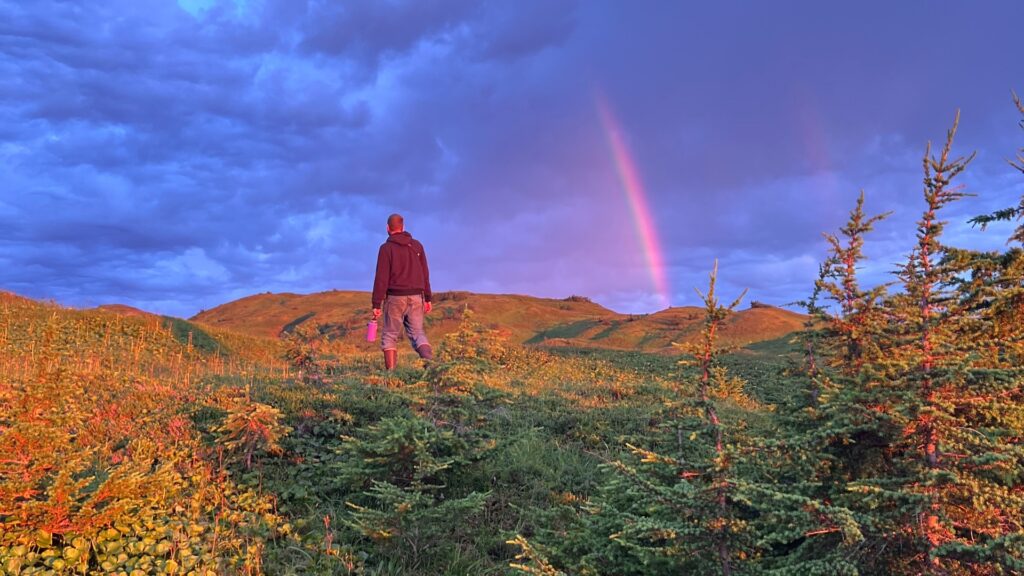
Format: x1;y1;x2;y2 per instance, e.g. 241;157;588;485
2;0;1023;318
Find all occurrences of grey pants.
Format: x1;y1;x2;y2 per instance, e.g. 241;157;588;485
381;294;430;351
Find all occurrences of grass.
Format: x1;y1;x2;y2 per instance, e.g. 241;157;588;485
281;311;318;335
0;290;807;575
524;319;603;344
162;316;224;354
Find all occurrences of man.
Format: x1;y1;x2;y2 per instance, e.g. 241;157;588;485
372;213;433;370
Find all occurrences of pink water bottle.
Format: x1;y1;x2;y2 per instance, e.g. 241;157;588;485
366;319;378;342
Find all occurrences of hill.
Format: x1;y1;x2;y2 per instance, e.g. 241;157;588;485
93;303;157;318
191;290;807;352
2;283;801;575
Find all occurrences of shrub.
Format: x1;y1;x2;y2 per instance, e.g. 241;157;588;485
216;400;292;469
562;295;592;303
283;322;327;385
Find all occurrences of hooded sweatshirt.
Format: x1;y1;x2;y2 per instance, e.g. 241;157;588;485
372;231;432;308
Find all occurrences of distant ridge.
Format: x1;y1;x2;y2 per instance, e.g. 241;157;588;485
95;303;155;317
191;290;807;353
0;291;37;306
1;290;285;364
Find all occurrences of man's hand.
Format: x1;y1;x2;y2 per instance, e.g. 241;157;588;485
424;301;432;314
372;308;382;319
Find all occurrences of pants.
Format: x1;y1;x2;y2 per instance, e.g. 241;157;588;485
381;294;430;351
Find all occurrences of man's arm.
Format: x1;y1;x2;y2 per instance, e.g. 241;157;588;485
419;244;432;313
371;245;390;312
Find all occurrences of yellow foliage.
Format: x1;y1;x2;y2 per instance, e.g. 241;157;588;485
507;535;566;575
0;293;288;574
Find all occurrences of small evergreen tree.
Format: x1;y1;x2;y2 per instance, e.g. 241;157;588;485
819;191;893;374
765;196;896;573
967;92;1024;364
782;189;892;504
815;113;1024;574
599;263;860;575
970;92;1024;244
790;193;894;504
338;414;492;571
795;262;830;407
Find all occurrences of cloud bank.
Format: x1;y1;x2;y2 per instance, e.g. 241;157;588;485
1;0;1022;316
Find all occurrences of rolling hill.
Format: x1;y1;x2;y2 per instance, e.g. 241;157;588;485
190;290;808;353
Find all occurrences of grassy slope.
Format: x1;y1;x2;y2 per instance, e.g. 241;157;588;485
191;290;807;353
1;289;806;575
0;291;294;574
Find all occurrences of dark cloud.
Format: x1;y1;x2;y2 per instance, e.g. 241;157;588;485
1;0;1022;317
300;0;475;61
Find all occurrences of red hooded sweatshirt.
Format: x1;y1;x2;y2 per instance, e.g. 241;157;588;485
372;231;432;309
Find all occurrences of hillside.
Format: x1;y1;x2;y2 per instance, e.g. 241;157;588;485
2;284;800;575
95;303;154;317
191;290;807;352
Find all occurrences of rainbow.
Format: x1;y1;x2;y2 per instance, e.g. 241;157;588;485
793;90;841;214
595;93;672;308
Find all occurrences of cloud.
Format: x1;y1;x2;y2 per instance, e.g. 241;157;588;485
1;0;1022;317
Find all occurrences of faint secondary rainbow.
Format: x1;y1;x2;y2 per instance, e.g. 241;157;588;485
794;89;841;215
595;93;671;308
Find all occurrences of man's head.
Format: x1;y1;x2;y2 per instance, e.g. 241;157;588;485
387;213;404;233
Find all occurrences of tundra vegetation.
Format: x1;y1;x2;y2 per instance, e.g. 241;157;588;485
2;101;1023;575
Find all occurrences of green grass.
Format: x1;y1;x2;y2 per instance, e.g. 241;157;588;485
591;320;622;340
524;319;601;344
162;316;224;354
281;311;318;335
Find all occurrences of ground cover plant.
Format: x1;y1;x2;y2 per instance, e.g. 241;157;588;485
0;293;292;575
2;99;1023;575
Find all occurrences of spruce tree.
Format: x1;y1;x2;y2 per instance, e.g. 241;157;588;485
819;113;1024;574
798;262;830;407
967;92;1024;361
600;262;752;575
793;193;894;503
970;92;1024;244
788;191;893;499
762;194;894;573
818;191;892;374
600;263;860;575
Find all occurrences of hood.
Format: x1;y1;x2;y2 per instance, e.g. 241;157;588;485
386;231;414;246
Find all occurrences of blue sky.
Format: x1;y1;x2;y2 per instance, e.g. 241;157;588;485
1;0;1022;317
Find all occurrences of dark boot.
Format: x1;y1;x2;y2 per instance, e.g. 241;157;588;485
415;344;433;361
383;349;397;371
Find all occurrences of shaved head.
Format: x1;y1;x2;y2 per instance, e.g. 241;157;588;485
387;213;404;232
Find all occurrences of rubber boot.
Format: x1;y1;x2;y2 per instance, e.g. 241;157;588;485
416;344;434;361
383;349;397;371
